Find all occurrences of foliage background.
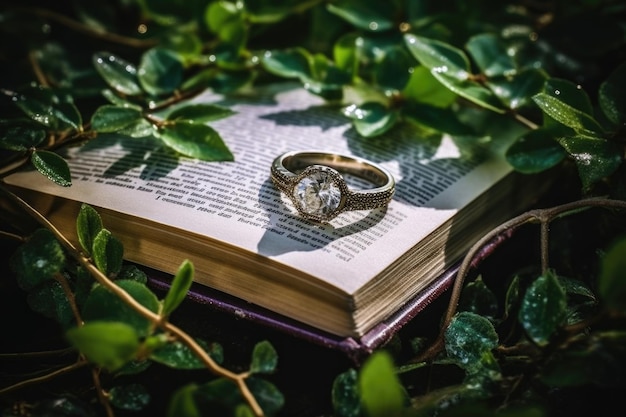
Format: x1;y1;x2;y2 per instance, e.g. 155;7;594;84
1;1;626;416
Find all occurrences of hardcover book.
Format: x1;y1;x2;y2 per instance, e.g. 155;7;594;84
4;83;545;360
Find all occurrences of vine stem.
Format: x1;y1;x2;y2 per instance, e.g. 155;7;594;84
1;184;265;417
414;196;626;363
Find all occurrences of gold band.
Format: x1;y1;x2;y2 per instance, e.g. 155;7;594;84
270;150;395;222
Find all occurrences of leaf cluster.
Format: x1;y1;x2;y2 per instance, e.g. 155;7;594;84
1;1;626;416
6;203;283;416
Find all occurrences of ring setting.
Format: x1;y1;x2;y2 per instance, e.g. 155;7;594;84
270;151;395;222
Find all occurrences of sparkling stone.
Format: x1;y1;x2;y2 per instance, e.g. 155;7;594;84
294;171;342;216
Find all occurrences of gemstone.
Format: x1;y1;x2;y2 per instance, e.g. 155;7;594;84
294;170;342;216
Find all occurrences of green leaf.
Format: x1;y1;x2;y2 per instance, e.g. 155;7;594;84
117;264;148;284
66;321;139;371
532;93;605;135
109;383;150;411
542;78;595;115
261;48;311;80
404;35;470;80
138;48;184;96
332;369;362;417
93;52;143;96
458;276;498;318
10;228;65;290
151;339;223;369
518;271;567;346
404;35;506;113
487;69;548;110
82;280;160;338
167;383;201;417
158;121;234;161
12;86;82;131
249;340;278;374
327;0;395;32
76;203;104;256
445;311;499;373
402;65;457;108
403;101;473;136
342;102;398;137
374;46;413;91
598;61;626;127
556;135;622;192
246;377;285;416
0;119;47;150
204;1;246;46
27;280;74;327
167;104;235;123
598;236;626;312
91;105;144;132
31;150;72;187
506;129;567;174
358;351;405;417
466;33;516;78
92;228;124;276
162;260;194;316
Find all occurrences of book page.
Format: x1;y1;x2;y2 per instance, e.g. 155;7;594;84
4;83;511;295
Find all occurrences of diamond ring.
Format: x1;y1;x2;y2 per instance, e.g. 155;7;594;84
270;150;395;222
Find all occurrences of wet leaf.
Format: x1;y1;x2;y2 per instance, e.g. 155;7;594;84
445;311;499;373
557;135;622;192
66;321;139;371
0;119;47;150
93;52;143;96
27;280;74;327
506;128;567;173
31;150;72;187
403;65;457;108
12;86;82;131
458;276;498;319
518;271;567;346
343;102;397;137
598;61;626;127
487;69;547;110
138;48;184;96
332;369;361;417
91;105;144;132
10;228;65;290
158;121;234;161
533;93;604;136
262;48;311;79
109;383;150;411
249;340;278;374
151;339;223;369
405;35;505;113
466;33;516;78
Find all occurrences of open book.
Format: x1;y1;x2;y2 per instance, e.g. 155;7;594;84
4;83;545;359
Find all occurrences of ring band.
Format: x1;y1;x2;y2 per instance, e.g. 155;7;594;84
270;150;395;222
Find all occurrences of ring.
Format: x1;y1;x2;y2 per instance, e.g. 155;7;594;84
270;150;395;222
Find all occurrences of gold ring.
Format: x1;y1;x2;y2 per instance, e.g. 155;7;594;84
270;150;395;222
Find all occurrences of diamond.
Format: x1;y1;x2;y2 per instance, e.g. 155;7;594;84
294;169;342;217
